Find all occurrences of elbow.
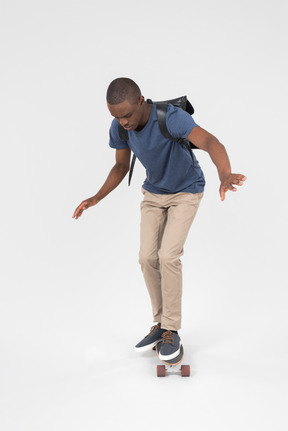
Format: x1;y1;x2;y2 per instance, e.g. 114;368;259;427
115;163;130;175
206;138;224;154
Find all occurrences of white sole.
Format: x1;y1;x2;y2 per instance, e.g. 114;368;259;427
158;342;182;361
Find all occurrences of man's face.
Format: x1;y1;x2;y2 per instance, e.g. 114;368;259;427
107;97;145;131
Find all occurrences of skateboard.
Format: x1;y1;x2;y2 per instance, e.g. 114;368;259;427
153;343;190;377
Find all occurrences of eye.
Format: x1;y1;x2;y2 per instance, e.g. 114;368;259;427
115;113;131;120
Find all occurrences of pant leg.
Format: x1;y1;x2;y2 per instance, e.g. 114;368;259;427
138;189;167;324
158;192;203;331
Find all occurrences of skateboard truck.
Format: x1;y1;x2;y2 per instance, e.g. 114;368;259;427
153;345;190;377
156;364;190;377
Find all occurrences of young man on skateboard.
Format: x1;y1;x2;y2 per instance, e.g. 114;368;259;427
73;78;246;361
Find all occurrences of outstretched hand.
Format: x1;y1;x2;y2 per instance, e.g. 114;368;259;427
72;197;98;220
220;174;247;201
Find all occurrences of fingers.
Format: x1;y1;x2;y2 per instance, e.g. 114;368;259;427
72;201;89;219
232;175;247;186
220;184;236;201
232;179;242;186
72;208;82;219
220;174;247;201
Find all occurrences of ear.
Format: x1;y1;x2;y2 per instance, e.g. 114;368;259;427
139;96;145;106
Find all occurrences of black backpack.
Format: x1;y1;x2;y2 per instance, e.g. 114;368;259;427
118;96;199;185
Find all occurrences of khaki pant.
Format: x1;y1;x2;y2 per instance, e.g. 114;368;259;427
139;188;203;331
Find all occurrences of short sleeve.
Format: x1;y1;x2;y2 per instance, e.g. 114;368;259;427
109;118;129;149
165;104;199;139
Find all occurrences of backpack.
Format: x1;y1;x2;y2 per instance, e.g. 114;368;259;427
118;96;199;186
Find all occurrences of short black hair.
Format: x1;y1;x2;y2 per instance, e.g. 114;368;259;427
106;78;141;105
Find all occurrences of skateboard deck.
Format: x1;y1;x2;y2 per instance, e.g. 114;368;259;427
154;343;190;377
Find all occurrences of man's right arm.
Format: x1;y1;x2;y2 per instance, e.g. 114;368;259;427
72;148;131;220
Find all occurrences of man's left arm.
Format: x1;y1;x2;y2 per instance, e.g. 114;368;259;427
187;126;246;201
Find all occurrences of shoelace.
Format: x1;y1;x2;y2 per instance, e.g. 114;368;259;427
161;330;174;344
148;324;160;336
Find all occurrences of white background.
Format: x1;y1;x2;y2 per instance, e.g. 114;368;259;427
0;0;287;430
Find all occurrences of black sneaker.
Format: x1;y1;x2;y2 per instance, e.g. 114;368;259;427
134;323;166;352
158;331;181;360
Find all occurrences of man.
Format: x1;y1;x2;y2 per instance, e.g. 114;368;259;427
73;77;246;361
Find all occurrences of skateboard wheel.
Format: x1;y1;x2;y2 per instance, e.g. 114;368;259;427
181;365;190;377
157;365;166;377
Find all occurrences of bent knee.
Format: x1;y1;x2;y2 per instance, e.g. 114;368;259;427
158;249;181;266
139;251;159;266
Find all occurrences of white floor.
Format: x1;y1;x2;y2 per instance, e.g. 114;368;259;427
1;270;287;431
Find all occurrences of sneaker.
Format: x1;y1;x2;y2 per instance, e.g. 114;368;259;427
134;323;166;352
158;331;181;361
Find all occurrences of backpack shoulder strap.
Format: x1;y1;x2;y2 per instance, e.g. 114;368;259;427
156;99;198;150
128;154;136;186
156;101;196;164
118;123;128;141
117;123;135;186
156;96;188;140
156;96;193;140
156;102;173;140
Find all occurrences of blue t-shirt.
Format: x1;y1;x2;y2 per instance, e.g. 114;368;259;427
109;102;205;194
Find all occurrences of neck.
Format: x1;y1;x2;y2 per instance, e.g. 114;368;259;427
136;101;152;131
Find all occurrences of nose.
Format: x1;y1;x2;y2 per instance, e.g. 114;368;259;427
119;118;129;127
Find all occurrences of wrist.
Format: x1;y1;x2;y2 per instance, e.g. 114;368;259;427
92;195;101;205
219;170;231;182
